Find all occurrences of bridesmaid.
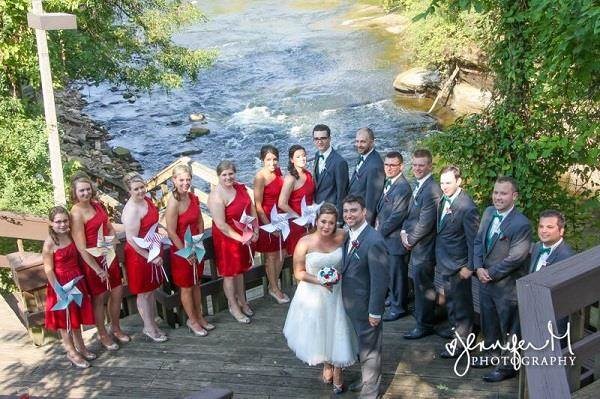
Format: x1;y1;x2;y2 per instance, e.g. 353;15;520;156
43;206;96;368
70;172;129;350
208;160;259;324
121;172;168;342
278;144;315;255
166;165;214;336
253;145;290;304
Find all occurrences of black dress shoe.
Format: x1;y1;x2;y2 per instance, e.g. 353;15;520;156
435;326;454;339
382;311;408;322
483;369;518;382
403;327;434;340
348;380;363;392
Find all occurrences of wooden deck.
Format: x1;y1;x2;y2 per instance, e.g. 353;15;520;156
0;291;518;399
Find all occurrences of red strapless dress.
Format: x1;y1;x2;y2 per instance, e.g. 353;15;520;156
212;183;253;277
45;242;94;331
285;171;315;254
124;197;164;294
169;192;204;288
256;168;284;253
81;201;122;296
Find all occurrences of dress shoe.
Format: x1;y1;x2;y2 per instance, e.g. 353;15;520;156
348;380;363;392
483;368;518;382
403;327;434;340
382;311;408;322
435;326;454;339
384;299;391;307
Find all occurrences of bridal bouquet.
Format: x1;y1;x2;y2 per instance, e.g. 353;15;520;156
317;266;340;288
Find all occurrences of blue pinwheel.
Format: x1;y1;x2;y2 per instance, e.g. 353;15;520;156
52;276;85;332
175;227;205;284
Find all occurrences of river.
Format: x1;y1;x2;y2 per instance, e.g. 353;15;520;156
81;0;439;184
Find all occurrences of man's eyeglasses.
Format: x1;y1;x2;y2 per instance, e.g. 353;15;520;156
313;136;330;142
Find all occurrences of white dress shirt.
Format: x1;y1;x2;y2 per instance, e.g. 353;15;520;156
440;187;461;222
383;173;402;195
487;205;514;241
355;148;374;173
534;238;563;272
413;173;432;198
317;146;332;174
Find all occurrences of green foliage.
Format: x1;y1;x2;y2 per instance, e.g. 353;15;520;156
423;0;600;250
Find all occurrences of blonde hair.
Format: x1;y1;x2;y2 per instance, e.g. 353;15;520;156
70;171;97;203
123;172;145;190
216;160;236;176
48;206;70;246
172;164;192;201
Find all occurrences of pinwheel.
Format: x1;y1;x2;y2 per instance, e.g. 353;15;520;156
260;207;293;260
86;226;115;290
52;276;84;333
175;226;206;285
233;210;258;265
131;222;171;283
292;197;323;228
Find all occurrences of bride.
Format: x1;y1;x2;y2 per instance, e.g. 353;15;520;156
283;203;358;394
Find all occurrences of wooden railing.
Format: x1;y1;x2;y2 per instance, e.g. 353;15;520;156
517;245;600;399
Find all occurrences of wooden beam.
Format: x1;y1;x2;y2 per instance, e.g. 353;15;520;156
0;211;48;241
27;12;77;30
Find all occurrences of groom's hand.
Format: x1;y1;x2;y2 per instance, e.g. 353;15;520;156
368;316;381;327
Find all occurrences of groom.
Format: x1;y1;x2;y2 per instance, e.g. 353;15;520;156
341;195;389;399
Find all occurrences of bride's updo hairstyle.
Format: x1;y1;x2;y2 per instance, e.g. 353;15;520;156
316;203;338;233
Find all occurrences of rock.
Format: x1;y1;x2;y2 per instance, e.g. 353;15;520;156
174;149;203;157
110;86;119;92
127;96;136;103
129;161;143;170
189;113;205;122
393;67;441;94
448;82;492;115
101;155;112;164
167;120;183;127
122;92;134;99
187;126;210;139
112;146;132;160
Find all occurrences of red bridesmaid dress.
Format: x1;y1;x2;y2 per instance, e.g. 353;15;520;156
256;168;284;253
170;192;204;288
45;241;94;331
124;197;164;294
212;182;253;277
81;201;122;296
285;170;315;254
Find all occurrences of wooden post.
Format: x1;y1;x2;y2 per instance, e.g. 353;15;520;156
28;0;77;206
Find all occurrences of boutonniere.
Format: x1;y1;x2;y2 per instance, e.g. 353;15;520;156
445;208;453;216
351;240;360;260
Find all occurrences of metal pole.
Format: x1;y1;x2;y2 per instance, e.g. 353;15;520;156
31;0;67;205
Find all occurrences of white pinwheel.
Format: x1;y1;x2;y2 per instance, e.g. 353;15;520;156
131;222;171;262
260;207;293;260
292;197;323;228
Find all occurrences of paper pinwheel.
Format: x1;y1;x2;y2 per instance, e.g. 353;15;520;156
292;197;323;228
86;226;116;289
260;207;293;260
233;210;258;245
132;222;171;262
52;276;85;333
175;226;206;262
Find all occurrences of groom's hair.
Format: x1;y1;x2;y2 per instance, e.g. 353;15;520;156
342;194;365;209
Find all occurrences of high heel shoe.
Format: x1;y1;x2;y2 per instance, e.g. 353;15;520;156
99;335;119;351
269;290;290;304
229;308;251;324
67;353;90;369
240;303;254;317
201;322;216;331
77;349;97;361
186;320;208;336
143;328;168;342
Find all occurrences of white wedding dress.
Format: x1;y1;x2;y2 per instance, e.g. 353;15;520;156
283;248;358;367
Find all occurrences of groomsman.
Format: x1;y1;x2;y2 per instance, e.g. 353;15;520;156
375;152;412;322
530;209;575;341
312;124;349;214
401;149;443;339
435;165;480;357
473;176;531;382
347;127;385;225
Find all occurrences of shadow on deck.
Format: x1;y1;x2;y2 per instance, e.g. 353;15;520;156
0;293;517;399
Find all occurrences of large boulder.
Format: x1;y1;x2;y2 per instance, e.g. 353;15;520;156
187;126;210;140
449;82;492;114
112;146;132;160
189;113;205;122
393;67;441;94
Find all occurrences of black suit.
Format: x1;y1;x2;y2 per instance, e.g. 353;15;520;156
375;174;412;315
473;206;531;370
347;150;385;225
435;190;480;338
402;175;442;330
313;148;349;213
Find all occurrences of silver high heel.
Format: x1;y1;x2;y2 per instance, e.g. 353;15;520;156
186;319;208;336
143;328;168;342
229;308;251;324
67;353;90;369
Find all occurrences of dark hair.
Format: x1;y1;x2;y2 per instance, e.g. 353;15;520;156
287;144;305;180
48;206;70;246
356;127;374;140
70;171;97;203
260;145;279;161
312;124;331;138
539;209;566;229
495;176;519;192
385;151;403;163
216;160;237;176
412;149;432;164
440;165;461;179
342;194;366;209
316;203;338;232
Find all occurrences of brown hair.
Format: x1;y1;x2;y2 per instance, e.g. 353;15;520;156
216;160;237;176
412;149;433;164
48;206;70;246
440;165;461;179
70;171;97;203
316;203;338;233
123;172;145;190
171;164;192;201
496;176;519;192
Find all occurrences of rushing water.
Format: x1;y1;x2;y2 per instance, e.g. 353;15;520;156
82;0;438;184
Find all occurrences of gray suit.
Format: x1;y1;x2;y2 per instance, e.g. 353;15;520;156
473;206;531;369
347;150;385;225
342;225;389;399
402;175;442;330
313;148;349;212
375;174;412;315
435;190;480;338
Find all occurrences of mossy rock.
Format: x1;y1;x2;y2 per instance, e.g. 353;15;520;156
112;146;131;159
187;126;210;139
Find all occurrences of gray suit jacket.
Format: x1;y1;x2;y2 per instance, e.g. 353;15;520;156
341;225;389;321
402;175;442;265
347;150;385;225
313;148;349;212
473;206;531;298
435;190;480;275
374;174;412;255
528;240;575;274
